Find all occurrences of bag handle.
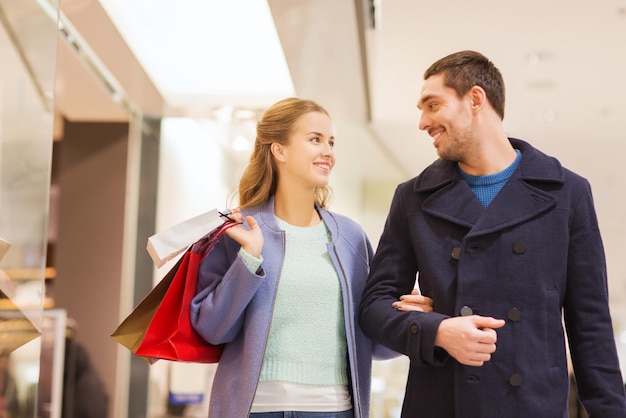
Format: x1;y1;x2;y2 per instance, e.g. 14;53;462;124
191;221;238;259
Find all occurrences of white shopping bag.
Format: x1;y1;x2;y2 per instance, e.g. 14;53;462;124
0;237;10;262
147;209;226;268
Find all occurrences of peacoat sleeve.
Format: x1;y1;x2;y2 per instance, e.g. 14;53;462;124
359;183;450;366
561;177;626;415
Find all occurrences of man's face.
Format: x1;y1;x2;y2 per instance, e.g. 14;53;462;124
417;74;475;162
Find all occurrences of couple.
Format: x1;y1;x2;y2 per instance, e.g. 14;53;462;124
190;50;626;417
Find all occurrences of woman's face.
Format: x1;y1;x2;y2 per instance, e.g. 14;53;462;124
273;111;336;189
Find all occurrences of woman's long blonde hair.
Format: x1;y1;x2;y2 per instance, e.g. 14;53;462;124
238;97;332;209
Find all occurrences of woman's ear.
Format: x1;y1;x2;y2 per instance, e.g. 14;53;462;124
271;142;287;162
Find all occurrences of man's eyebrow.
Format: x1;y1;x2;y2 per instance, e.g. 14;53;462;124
417;94;434;110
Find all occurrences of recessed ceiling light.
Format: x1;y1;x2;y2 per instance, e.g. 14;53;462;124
542;109;556;123
526;51;554;65
533;109;557;124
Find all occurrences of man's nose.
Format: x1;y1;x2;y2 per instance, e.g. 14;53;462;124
418;113;430;131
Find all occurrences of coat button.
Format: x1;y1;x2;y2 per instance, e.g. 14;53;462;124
410;324;418;334
451;247;461;260
460;306;473;316
507;307;521;322
466;375;480;383
508;373;523;387
513;241;526;254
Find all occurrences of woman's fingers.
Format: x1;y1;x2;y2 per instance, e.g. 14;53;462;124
392;288;434;312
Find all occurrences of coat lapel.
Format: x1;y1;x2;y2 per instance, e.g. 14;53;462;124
466;173;557;238
421;179;484;228
417;138;564;237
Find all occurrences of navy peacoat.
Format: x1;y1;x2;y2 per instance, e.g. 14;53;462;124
360;138;626;417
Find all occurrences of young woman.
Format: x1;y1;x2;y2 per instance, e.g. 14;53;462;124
190;97;431;418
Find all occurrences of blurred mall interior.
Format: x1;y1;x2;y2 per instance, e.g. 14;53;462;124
0;1;625;417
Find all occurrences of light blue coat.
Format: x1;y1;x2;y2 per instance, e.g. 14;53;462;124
191;198;395;418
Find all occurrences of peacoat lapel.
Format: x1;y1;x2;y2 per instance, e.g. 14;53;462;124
415;138;564;237
420;177;484;229
466;173;557;238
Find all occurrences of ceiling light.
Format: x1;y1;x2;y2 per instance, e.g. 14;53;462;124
526;51;554;65
231;135;252;153
99;0;294;108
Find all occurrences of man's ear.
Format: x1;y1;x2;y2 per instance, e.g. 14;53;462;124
469;86;486;110
271;142;286;162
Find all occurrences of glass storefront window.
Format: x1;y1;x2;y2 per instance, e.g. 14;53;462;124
0;0;59;416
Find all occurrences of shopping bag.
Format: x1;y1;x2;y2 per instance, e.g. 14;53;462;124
136;224;234;363
147;209;227;269
112;219;236;363
110;254;184;363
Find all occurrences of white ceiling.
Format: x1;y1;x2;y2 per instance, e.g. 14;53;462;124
366;0;626;180
97;0;296;113
55;0;626;177
54;0;626;305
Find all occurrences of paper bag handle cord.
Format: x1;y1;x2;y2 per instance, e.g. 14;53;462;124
203;222;238;255
193;221;239;258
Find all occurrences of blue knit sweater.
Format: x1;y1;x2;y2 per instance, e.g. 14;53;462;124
459;149;522;207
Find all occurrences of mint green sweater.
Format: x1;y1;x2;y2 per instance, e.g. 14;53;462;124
257;218;348;385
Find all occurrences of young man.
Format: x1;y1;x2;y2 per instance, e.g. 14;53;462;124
359;50;626;417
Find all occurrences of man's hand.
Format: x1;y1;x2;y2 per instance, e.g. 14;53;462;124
434;315;505;367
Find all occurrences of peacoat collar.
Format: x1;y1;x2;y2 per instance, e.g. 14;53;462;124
413;138;566;236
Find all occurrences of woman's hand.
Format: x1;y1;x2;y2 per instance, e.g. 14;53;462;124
392;289;433;312
223;209;264;258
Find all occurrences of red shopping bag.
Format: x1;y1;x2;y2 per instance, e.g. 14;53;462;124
110;254;185;363
131;222;235;363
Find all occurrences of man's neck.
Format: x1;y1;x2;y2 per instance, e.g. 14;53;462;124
458;132;516;176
